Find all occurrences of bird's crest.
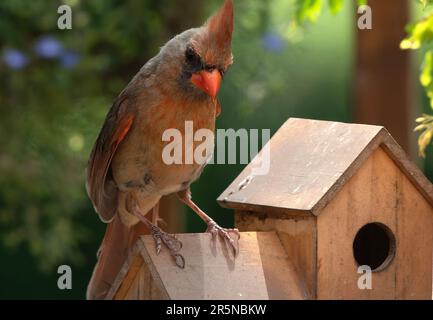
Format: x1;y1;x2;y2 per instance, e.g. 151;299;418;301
206;0;234;51
191;0;234;68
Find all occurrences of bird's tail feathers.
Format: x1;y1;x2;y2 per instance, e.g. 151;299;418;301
86;213;148;300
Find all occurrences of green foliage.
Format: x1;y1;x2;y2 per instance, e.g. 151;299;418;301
294;0;366;24
296;0;323;23
420;51;433;97
415;115;433;157
400;15;433;50
401;2;433;157
328;0;367;15
419;0;433;8
328;0;344;15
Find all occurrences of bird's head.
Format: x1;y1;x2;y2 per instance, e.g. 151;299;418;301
185;0;234;98
162;0;234;99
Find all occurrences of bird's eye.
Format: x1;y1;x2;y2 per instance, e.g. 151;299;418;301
205;65;216;72
185;47;200;66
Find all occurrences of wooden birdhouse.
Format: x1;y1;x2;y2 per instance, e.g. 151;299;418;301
105;118;433;300
218;118;433;300
106;232;305;300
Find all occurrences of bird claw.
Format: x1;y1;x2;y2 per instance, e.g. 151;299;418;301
174;253;186;269
150;225;185;268
206;220;240;257
154;235;162;255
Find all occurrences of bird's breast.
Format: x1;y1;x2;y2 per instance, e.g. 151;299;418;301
112;94;217;196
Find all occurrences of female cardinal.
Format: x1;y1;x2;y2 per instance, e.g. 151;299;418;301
86;0;238;299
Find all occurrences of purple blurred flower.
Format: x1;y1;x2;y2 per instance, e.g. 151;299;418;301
34;36;63;58
2;48;29;69
262;32;284;53
60;51;80;69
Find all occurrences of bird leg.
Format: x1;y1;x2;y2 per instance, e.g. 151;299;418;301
177;189;240;257
130;203;185;268
151;201;167;228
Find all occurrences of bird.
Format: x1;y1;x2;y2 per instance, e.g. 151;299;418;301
86;0;239;300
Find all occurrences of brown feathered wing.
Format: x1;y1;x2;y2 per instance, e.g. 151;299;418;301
86;95;134;223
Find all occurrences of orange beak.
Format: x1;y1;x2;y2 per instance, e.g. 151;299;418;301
191;69;222;98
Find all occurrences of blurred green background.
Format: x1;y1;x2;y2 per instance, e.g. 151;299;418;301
0;0;427;299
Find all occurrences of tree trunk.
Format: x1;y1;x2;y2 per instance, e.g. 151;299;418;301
354;0;411;153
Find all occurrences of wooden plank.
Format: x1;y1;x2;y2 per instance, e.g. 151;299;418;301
218;118;383;215
137;232;305;300
317;147;433;299
218;118;433;215
380;132;433;210
317;147;398;299
236;212;315;299
394;156;433;299
255;231;307;299
113;254;168;300
108;239;167;300
136;238;170;300
113;254;144;300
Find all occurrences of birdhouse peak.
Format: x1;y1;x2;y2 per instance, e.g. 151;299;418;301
218;118;433;216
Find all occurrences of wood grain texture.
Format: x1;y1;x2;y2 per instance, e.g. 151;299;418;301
317;147;433;299
141;232;305;300
122;261;166;300
218;118;433;216
113;254;144;299
109;232;305;300
236;212;315;299
109;244;167;300
218;118;381;215
393;156;433;299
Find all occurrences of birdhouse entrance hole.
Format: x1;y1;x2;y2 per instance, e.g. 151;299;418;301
352;222;396;272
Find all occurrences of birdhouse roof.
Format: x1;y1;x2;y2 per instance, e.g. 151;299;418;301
217;118;433;216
